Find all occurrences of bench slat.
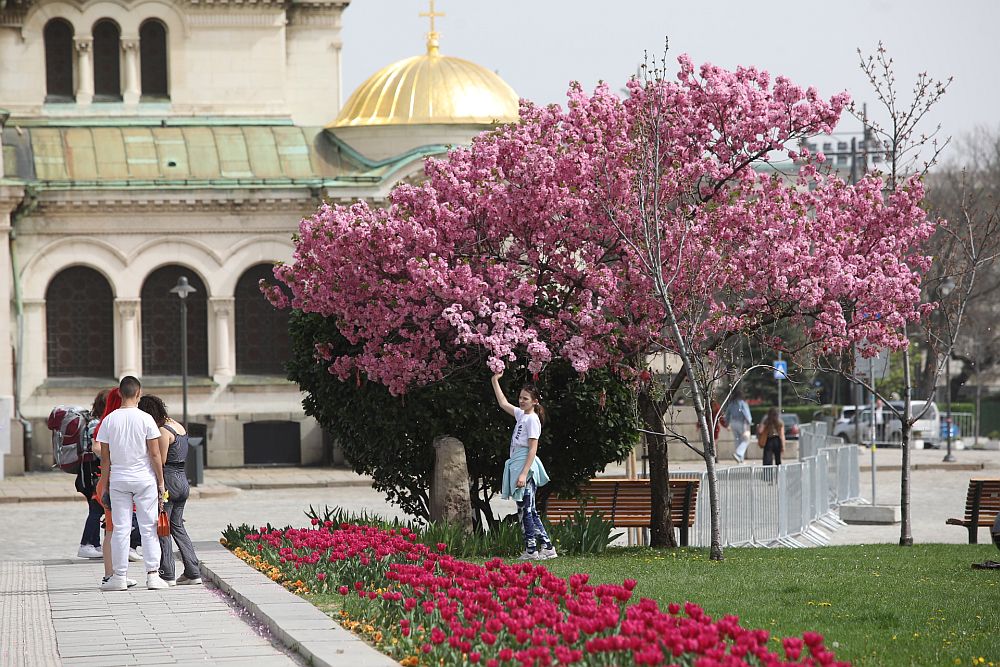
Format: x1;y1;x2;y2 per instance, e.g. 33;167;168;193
946;479;1000;543
546;478;700;545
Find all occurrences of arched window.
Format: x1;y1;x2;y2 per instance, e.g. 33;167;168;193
43;19;75;102
92;19;121;101
139;19;168;100
46;267;114;378
141;266;208;376
235;264;291;375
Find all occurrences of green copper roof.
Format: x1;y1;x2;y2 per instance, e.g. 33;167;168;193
0;122;453;190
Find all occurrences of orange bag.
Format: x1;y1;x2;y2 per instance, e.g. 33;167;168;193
157;510;170;537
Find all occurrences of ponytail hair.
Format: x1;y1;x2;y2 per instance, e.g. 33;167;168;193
521;384;546;424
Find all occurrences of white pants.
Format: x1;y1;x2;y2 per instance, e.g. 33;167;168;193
733;424;751;461
110;477;161;577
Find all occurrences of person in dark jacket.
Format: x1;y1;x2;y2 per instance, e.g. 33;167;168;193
76;390;109;559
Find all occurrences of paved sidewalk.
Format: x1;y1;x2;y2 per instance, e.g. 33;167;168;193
0;467;374;503
1;555;305;667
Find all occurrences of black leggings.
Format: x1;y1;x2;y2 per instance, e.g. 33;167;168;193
763;436;782;466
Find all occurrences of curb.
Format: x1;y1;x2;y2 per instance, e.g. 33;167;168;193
223;480;374;490
860;463;987;472
197;540;398;667
0;484;240;504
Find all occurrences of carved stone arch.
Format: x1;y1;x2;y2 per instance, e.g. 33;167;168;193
215;236;294;296
21;238;128;300
130;237;222;297
125;0;188;38
23;2;87;38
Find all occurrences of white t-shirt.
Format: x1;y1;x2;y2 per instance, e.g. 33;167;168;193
509;408;542;458
95;406;161;483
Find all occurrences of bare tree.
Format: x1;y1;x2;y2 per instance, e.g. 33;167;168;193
829;46;999;546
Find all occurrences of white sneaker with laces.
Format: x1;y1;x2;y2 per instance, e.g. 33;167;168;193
517;550;543;561
128;548;142;562
100;575;128;591
146;574;169;590
539;546;558;560
77;544;103;559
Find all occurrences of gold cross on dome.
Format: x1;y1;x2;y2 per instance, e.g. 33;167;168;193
419;0;445;34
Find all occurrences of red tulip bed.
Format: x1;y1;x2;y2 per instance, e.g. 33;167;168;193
228;521;848;667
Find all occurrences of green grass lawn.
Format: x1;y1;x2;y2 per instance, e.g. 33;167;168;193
541;545;999;666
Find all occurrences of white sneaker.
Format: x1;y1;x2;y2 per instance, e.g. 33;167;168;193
126;578;137;588
517;550;543;561
77;544;103;559
146;574;169;590
162;577;177;587
538;546;558;560
128;548;142;562
176;575;202;586
100;575;128;591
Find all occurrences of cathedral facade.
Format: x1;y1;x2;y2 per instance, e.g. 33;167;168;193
0;0;519;476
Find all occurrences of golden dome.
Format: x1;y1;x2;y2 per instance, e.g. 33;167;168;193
329;36;520;128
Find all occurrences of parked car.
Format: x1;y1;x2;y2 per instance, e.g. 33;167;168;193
780;413;801;439
832;400;941;445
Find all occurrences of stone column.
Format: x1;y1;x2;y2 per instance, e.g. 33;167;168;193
0;187;21;479
121;38;140;105
73;37;94;105
210;297;235;378
116;299;140;378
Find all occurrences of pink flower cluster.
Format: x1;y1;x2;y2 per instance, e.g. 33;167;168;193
236;522;848;666
269;55;936;394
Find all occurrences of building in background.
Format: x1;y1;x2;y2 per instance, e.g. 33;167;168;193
0;0;519;475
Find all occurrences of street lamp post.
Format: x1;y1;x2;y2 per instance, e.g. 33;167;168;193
170;276;197;428
939;277;956;463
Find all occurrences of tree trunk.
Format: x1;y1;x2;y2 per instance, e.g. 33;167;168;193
899;345;914;546
639;390;678;548
702;431;723;560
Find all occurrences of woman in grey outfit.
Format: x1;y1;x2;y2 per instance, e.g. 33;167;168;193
139;395;202;585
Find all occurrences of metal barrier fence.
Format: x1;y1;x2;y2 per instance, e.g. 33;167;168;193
670;429;861;548
799;422;846;460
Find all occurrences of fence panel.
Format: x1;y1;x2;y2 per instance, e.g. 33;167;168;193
673;436;860;548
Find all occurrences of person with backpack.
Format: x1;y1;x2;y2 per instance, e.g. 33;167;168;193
75;390;109;559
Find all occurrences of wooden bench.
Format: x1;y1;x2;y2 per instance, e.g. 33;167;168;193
946;478;1000;544
545;478;700;546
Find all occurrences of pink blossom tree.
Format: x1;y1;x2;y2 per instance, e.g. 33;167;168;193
268;54;937;559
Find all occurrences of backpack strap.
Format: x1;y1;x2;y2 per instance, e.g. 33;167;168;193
163;423;178;438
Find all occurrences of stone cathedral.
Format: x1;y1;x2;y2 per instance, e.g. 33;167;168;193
0;0;519;476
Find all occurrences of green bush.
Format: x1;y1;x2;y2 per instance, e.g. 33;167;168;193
545;509;622;556
286;311;639;530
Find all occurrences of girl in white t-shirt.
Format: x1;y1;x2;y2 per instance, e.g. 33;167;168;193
491;372;556;560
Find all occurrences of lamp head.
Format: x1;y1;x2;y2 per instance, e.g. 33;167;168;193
169;275;197;300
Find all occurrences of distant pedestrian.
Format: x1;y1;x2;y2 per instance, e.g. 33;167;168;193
96;376;169;591
725;389;752;463
76;390;109;560
139;395;202;586
492;372;556;561
757;407;786;466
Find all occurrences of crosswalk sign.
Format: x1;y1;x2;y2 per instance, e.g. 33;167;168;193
773;360;788;379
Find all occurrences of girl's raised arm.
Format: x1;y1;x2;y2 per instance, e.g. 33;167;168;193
491;373;516;417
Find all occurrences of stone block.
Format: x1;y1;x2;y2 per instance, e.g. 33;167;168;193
429;435;473;529
840;504;901;525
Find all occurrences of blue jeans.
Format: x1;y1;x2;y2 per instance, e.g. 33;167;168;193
516;478;551;552
80;497;104;547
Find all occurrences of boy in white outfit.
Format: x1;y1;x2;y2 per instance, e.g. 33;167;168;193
96;376;169;591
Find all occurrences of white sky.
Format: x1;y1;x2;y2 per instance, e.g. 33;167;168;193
339;0;1000;161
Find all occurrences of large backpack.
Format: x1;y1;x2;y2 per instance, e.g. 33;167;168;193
47;406;93;474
